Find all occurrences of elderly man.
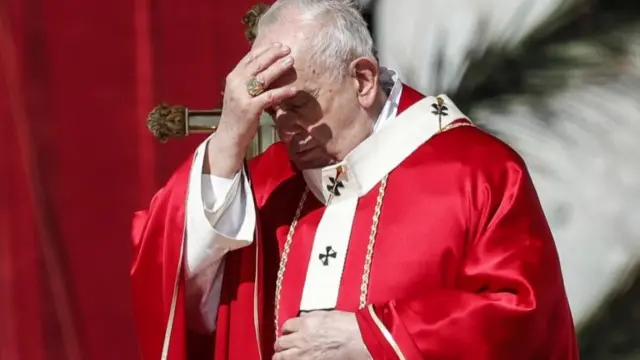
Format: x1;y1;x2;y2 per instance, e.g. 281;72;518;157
130;0;579;359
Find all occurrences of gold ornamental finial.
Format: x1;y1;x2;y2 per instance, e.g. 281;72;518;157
147;103;187;142
147;104;221;142
242;3;271;44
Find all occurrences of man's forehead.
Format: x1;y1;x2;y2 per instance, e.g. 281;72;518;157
252;27;306;53
252;21;326;90
253;32;313;84
253;11;316;51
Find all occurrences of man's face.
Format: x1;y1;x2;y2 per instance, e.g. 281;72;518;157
253;23;363;170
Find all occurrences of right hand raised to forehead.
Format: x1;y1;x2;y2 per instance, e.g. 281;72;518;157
216;42;297;150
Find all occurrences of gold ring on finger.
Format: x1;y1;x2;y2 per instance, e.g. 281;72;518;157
246;76;265;97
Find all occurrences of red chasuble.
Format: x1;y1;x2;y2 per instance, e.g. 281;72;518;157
130;85;578;360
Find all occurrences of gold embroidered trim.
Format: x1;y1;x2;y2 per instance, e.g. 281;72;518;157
367;305;407;360
161;222;186;360
254;227;263;359
440;121;474;133
359;175;388;309
273;188;309;338
274;174;388;338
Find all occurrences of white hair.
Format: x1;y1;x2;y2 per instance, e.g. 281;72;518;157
257;0;376;80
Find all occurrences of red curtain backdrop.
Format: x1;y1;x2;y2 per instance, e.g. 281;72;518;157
0;1;271;359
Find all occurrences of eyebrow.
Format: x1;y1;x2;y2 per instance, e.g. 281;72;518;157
264;87;319;115
291;87;318;102
288;88;318;106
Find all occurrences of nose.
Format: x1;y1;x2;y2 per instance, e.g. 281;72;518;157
271;106;296;128
271;108;305;141
264;104;286;120
272;104;287;118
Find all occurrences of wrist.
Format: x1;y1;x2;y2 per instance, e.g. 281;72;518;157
204;131;247;178
215;120;256;151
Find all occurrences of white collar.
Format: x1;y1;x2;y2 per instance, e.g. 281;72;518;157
300;72;469;205
295;90;470;312
302;69;403;204
373;68;403;132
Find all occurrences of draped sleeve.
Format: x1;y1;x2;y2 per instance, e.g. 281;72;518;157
356;145;579;360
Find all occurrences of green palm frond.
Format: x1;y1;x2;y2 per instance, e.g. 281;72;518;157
450;1;640;358
454;0;640;113
367;0;640;357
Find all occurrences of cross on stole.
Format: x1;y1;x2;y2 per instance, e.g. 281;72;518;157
319;246;337;266
326;165;346;199
431;96;449;130
326;176;345;196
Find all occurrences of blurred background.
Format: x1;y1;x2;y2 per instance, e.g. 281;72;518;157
1;0;638;359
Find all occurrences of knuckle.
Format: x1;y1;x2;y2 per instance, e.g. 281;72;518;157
266;91;275;104
260;69;275;85
281;56;293;67
253;62;264;73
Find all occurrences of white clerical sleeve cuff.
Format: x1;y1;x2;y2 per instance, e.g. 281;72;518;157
184;137;257;332
206;168;257;250
185;139;257;277
201;173;238;214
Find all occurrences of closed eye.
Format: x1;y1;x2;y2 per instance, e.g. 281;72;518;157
283;89;318;111
264;107;276;117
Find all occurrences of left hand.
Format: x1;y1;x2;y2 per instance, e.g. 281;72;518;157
273;310;372;360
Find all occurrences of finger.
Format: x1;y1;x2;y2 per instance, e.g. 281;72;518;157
272;348;299;360
244;43;291;76
281;316;302;334
300;309;330;318
239;43;274;66
256;55;294;88
254;86;297;109
299;310;315;317
274;333;301;352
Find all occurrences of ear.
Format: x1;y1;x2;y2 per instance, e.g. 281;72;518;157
349;57;379;109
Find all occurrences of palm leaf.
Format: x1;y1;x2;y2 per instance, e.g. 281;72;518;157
455;0;640;111
369;0;640;358
458;1;640;358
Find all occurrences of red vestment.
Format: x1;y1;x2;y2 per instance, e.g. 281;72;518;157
130;85;578;359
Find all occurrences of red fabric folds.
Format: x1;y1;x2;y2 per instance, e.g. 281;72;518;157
355;145;579;360
0;0;266;358
129;83;578;360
